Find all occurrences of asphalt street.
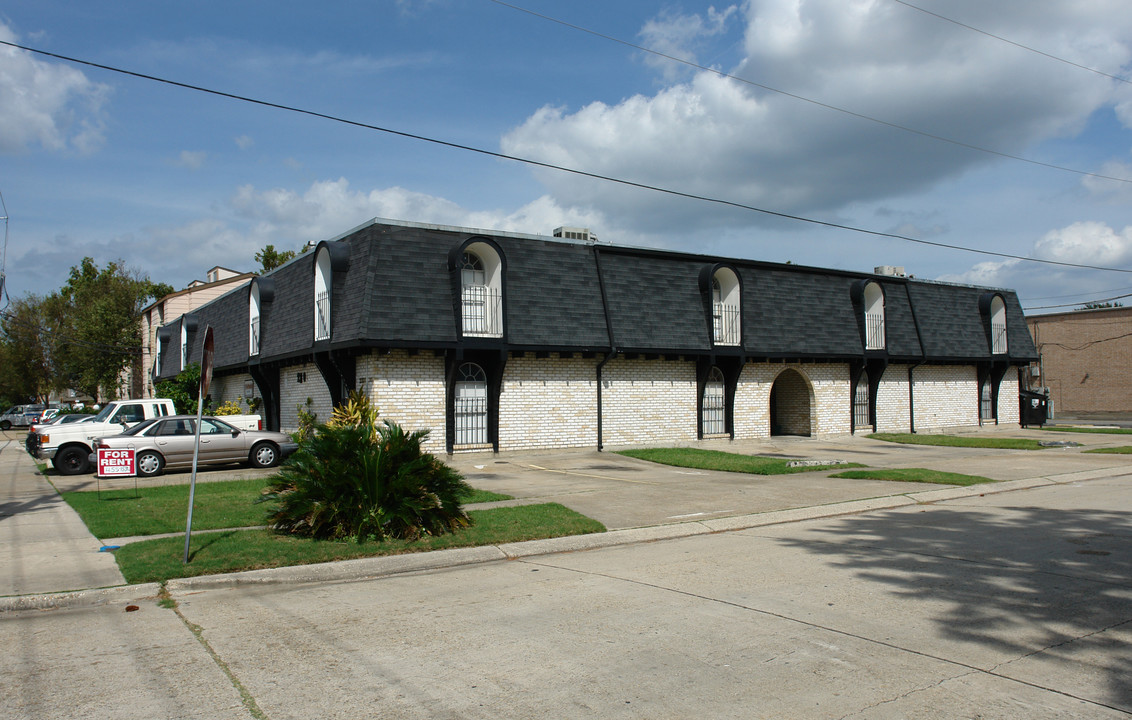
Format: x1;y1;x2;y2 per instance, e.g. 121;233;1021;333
1;425;1131;719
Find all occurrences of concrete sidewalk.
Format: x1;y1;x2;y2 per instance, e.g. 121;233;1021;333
0;437;125;596
3;425;1132;610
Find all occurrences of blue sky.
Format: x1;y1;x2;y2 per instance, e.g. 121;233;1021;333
2;0;1132;314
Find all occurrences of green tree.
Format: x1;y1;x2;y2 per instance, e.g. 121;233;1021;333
149;282;175;302
153;362;201;414
0;296;52;403
44;258;165;402
254;244;296;274
1079;301;1124;310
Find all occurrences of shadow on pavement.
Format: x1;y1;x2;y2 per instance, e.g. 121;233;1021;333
776;505;1132;711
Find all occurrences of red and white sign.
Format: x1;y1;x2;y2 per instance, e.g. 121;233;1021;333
97;448;136;477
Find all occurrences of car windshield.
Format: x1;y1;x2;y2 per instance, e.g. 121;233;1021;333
89;405;116;423
120;418;159;436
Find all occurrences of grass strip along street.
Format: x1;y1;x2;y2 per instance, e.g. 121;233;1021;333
620;449;993;486
62;479;603;584
1041;426;1132;435
1084;446;1132;454
62;479;512;538
830;468;994;486
868;433;1046;450
617;448;863;474
115;504;604;583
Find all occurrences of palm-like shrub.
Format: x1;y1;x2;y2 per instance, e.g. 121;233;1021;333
260;399;472;542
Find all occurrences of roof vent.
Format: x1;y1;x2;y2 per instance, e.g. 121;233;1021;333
553;226;598;243
874;265;906;277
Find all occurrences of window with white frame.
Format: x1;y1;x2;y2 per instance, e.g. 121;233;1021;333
702;367;726;435
249;284;261;356
460;243;502;337
314;248;331;341
180;324;188;370
711;269;741;346
454;363;488;445
863;282;885;350
990;295;1007;354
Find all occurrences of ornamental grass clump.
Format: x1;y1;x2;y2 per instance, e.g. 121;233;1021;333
260;394;472;542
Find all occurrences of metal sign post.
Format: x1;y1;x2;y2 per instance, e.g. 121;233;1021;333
183;326;214;564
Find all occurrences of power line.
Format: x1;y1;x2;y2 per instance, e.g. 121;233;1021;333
1026;285;1132;302
891;0;1132;86
485;0;1132;186
1037;331;1132;352
3;39;1132;276
1024;292;1132;311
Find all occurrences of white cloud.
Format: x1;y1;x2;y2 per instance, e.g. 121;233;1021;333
174;150;207;169
502;0;1132;233
234;135;254;150
1035;221;1132;266
639;5;741;81
937;259;1022;288
0;23;110;154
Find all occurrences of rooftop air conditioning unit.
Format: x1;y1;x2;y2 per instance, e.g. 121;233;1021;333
874;265;907;277
553;226;598;243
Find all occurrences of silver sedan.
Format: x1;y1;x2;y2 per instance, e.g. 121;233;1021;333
91;415;298;477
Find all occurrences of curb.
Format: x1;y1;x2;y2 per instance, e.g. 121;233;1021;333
0;471;1111;612
0;583;163;614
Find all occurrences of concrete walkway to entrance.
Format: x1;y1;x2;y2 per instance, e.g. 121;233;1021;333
2;423;1131;605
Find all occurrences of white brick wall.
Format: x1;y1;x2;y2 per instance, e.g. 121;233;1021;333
279;361;333;433
208;373;257;413
600;357;698;447
876;364;911;433
269;353;1019;452
499;354;597;451
912;365;979;432
734;363;852;437
357;350;447;453
996;367;1020;425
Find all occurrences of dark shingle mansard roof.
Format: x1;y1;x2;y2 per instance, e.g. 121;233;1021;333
156;219;1038;380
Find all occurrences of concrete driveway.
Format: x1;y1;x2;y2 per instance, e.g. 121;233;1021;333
4;466;1129;719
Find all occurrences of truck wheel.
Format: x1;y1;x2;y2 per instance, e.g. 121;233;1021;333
0;420;11;431
249;442;279;468
136;451;164;478
55;446;90;475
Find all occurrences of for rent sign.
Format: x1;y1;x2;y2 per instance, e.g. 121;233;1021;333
97;448;136;477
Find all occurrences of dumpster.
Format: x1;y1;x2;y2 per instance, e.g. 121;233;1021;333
1019;389;1049;428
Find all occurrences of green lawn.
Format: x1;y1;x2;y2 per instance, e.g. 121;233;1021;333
617;447;862;474
1083;446;1132;454
868;433;1045;450
114;503;605;583
1042;426;1132;435
830;467;995;486
61;480;512;539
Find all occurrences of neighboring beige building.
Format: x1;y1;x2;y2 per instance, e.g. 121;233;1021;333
1026;307;1132;416
129;266;254;398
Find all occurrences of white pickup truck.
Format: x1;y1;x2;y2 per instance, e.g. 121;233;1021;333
28;398;265;475
27;398;178;475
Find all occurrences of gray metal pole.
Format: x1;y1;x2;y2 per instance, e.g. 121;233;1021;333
183;395;205;564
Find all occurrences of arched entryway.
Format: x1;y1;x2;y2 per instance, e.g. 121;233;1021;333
769;368;813;436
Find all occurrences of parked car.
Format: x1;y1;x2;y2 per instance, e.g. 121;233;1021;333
53;413;96;425
27;407;60;424
89;415;297;477
28;398;179;475
1;405;44;431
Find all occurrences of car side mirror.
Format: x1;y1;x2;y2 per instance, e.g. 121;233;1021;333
231;429;240;437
